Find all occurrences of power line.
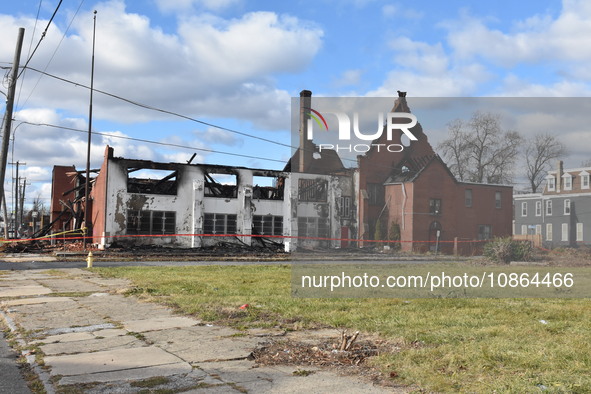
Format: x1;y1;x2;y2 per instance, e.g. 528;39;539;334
17;0;64;80
22;66;296;150
15;0;43;108
17;0;86;111
14;120;289;165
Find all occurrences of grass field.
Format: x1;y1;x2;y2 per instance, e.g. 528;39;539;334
93;264;590;393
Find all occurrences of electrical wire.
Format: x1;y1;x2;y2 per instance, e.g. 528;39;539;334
14;120;289;165
15;0;43;109
17;0;64;80
17;0;86;111
22;66;296;151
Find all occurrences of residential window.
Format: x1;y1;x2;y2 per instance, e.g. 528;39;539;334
298;217;330;238
521;224;527;235
564;199;571;215
521;202;527;216
536;224;542;235
298;178;328;202
562;223;568;242
547;176;556;192
535;201;542;216
495;191;502;209
367;183;384;206
546;223;553;241
127;210;176;235
203;213;237;235
337;196;352;218
465;189;472;207
253;215;283;236
576;223;583;242
581;172;590;189
429;198;442;215
478;225;492;240
563;174;572;190
546;200;552;216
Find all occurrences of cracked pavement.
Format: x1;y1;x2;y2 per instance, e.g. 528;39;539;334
0;268;399;393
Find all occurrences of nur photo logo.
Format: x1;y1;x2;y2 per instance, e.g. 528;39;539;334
304;107;419;153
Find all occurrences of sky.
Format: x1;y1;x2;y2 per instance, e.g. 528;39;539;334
1;0;591;211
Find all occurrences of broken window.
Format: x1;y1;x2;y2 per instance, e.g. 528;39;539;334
298;217;330;238
298;178;328;202
253;175;285;200
203;213;237;235
253;215;283;236
127;210;176;235
127;168;178;196
204;173;238;198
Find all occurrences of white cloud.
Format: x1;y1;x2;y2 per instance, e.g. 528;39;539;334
333;69;363;87
371;0;591;97
0;2;323;130
155;0;242;13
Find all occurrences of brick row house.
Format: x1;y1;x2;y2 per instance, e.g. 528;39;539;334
50;91;514;253
513;161;591;248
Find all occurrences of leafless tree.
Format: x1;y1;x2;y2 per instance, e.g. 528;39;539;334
524;133;566;193
437;119;469;181
437;111;522;184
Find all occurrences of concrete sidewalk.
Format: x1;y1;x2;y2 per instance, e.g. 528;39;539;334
0;269;400;393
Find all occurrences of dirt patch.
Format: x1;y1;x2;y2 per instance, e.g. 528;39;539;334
251;336;402;388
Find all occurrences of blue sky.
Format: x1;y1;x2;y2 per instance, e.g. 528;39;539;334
1;0;590;208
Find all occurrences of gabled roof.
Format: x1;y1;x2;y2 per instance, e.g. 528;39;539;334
383;153;455;184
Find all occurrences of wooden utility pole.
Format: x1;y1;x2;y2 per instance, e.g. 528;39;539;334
0;28;25;237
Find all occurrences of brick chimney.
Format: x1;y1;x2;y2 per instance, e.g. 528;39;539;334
299;90;312;173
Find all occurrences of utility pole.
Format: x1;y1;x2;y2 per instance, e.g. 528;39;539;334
84;11;97;249
0;28;25;234
10;161;25;235
19;177;28;235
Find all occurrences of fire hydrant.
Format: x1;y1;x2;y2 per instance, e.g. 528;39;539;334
86;251;94;268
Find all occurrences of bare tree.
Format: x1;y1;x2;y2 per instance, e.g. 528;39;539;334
437;111;522;184
524;133;566;193
437;119;469;181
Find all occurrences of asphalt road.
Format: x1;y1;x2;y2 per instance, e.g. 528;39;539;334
0;257;456;271
0;331;31;394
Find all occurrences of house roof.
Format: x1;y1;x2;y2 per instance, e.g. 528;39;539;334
383;154;455;184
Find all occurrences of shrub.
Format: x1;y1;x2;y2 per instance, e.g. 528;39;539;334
389;222;401;250
484;237;533;263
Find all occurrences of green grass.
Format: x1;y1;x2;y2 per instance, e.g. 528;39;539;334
93;265;591;393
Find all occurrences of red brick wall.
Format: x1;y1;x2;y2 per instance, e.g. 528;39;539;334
50;166;77;233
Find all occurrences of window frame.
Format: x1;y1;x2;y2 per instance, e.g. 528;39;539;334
203;213;237;235
535;201;542;216
465;189;472;208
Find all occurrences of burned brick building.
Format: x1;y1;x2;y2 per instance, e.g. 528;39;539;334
50;91;513;253
50;145;356;250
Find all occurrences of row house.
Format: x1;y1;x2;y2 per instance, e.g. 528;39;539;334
513;161;591;248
